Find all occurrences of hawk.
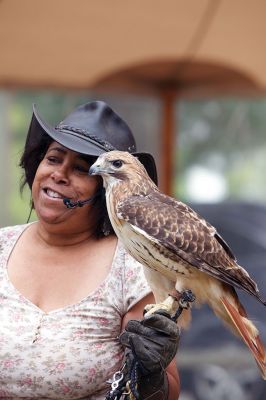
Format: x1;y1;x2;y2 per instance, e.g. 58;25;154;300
89;150;266;379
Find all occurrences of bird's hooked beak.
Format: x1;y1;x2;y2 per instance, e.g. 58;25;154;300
89;161;102;177
89;157;108;177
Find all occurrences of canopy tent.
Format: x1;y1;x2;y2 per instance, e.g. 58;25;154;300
0;0;266;193
1;0;266;90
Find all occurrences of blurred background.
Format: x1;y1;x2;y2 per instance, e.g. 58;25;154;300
1;0;266;398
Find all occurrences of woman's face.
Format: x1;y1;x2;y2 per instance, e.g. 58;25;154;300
32;141;101;231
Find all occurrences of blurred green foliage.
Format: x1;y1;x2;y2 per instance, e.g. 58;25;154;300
176;98;266;202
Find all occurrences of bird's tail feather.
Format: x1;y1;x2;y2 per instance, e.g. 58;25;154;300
221;296;266;380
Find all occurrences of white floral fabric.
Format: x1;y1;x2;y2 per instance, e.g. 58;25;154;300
0;224;151;399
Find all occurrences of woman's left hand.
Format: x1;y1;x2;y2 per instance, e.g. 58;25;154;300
120;312;180;375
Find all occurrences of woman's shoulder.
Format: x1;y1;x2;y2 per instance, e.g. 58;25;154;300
0;223;28;235
0;224;28;248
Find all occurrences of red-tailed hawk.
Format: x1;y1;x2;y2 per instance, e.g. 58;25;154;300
89;150;266;379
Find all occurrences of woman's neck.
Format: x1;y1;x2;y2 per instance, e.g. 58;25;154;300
33;221;97;248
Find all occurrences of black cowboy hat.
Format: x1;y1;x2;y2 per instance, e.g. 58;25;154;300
27;100;158;184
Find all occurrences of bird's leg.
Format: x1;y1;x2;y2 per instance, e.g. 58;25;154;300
144;289;196;322
170;289;196;322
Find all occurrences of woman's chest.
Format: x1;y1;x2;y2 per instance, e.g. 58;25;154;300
6;237;116;314
0;285;123;399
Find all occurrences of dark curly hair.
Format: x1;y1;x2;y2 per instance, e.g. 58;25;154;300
19;132;114;238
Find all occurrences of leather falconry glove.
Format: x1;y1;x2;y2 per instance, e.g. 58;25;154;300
119;312;180;399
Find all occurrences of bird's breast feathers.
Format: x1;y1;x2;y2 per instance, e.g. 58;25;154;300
117;219;194;281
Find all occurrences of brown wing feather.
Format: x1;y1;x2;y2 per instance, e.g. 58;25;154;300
117;193;265;304
152;191;237;261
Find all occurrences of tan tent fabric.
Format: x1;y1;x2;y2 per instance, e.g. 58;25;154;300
0;0;266;93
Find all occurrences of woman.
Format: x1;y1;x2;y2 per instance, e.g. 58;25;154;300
0;101;180;399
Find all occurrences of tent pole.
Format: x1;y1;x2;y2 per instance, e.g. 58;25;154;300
161;90;176;195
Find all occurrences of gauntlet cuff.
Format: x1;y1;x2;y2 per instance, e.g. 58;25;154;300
138;371;169;400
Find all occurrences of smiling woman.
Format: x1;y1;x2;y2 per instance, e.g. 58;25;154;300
0;101;180;400
31;143;101;229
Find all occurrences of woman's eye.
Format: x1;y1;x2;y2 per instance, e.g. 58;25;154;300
47;156;60;164
74;164;89;173
112;159;123;168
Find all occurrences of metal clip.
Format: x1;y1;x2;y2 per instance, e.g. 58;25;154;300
111;371;124;391
105;363;127;400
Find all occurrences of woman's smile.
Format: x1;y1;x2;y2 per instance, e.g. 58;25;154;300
44;188;64;199
42;187;72;201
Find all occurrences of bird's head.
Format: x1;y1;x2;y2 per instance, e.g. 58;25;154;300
89;150;153;188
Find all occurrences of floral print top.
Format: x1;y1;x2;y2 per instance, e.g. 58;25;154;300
0;224;151;399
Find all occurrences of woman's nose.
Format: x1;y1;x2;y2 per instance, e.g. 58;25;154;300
51;167;69;184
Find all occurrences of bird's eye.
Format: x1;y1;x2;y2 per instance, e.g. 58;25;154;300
111;159;123;168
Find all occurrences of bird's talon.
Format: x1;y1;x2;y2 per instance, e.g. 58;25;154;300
153;309;172;319
143;304;156;313
143;303;172;317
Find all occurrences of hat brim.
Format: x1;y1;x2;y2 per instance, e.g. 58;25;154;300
31;104;158;184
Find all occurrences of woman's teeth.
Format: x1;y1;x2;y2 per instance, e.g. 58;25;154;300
46;189;63;199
